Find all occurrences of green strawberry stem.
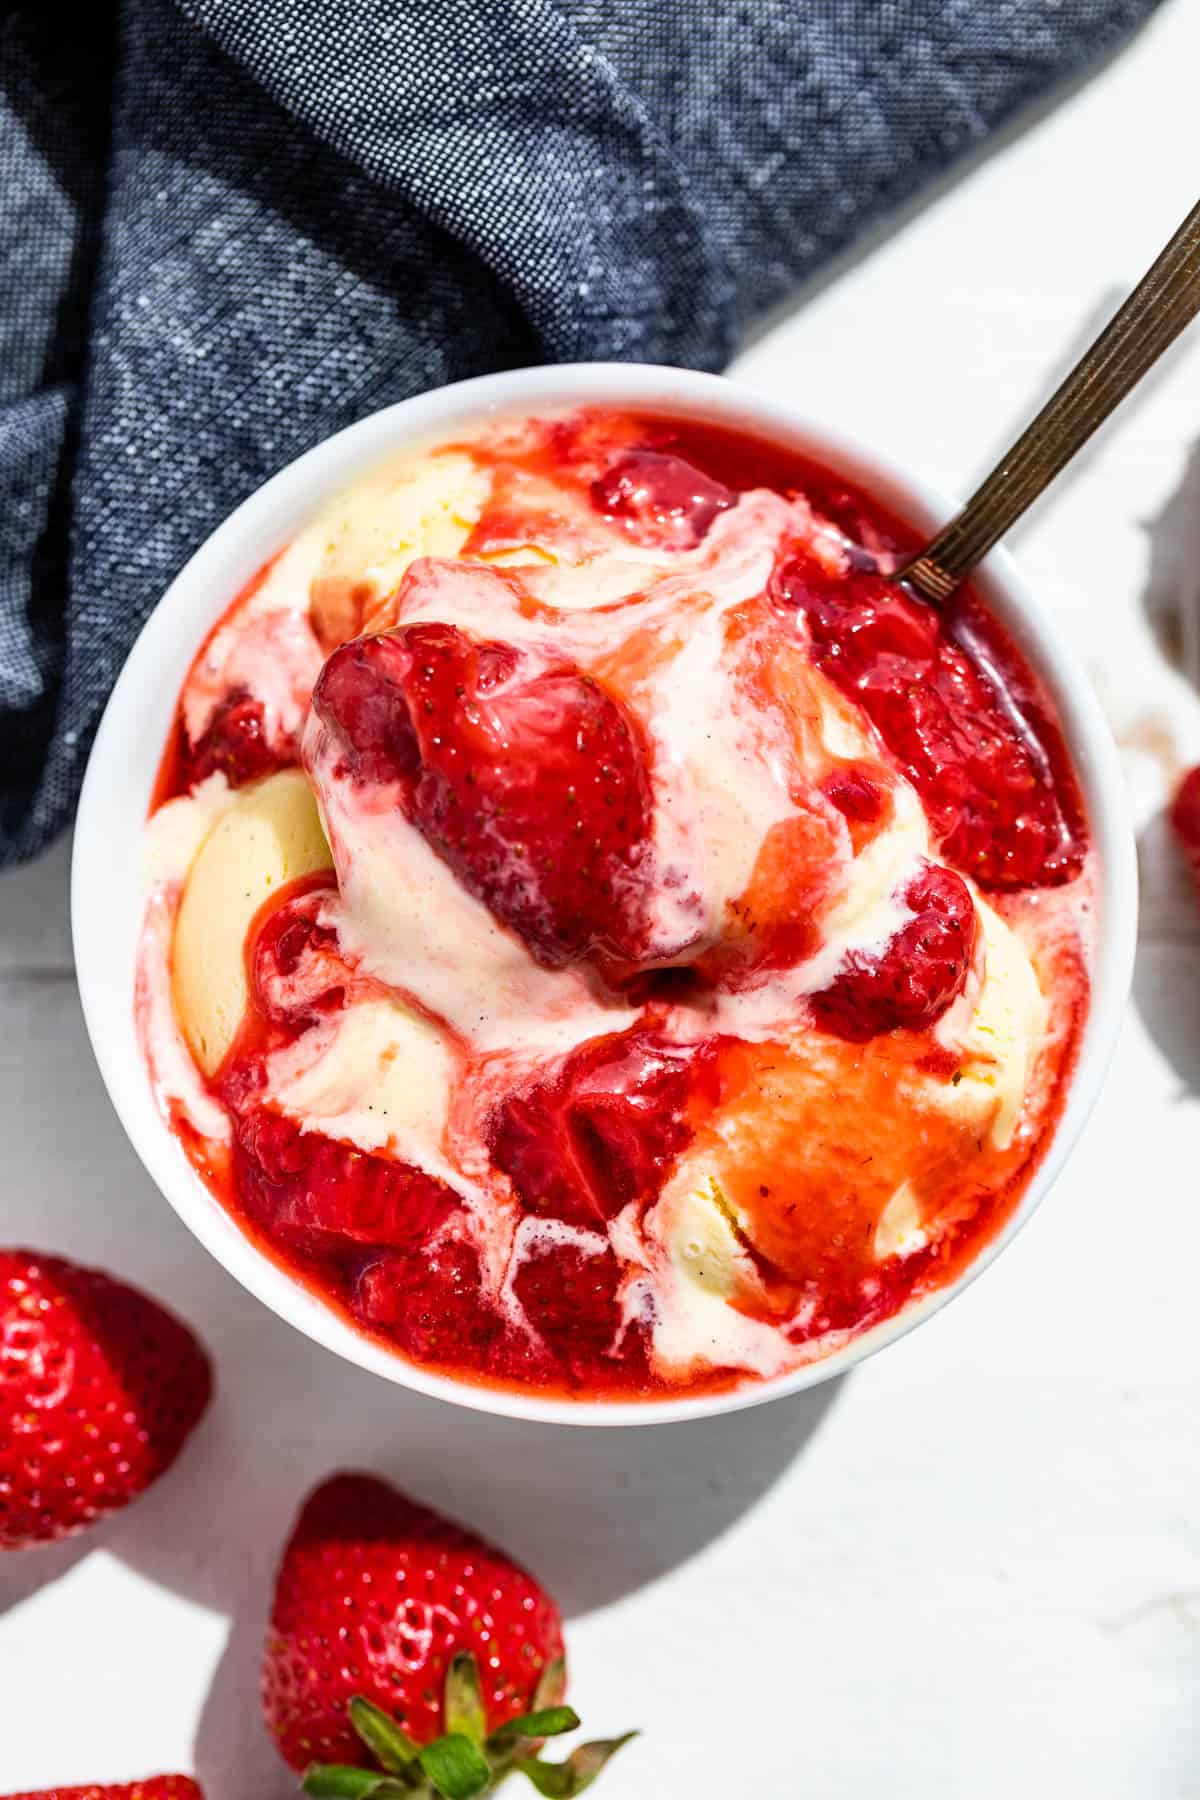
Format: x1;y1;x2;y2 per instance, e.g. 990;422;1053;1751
301;1653;635;1800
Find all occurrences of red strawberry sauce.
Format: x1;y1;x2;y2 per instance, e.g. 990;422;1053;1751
150;410;1091;1401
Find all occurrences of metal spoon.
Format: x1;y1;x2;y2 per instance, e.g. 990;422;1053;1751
899;197;1200;605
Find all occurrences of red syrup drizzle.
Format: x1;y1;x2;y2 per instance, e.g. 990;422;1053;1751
149;410;1092;1399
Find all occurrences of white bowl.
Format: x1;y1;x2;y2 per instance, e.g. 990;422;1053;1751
72;363;1138;1427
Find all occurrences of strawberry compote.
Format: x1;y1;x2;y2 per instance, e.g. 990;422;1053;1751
138;407;1094;1401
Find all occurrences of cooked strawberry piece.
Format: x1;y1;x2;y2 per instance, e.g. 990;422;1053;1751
352;1236;493;1368
255;906;337;983
229;1108;459;1261
184;688;283;790
250;893;344;1031
591;449;734;546
309;630;422;789
776;554;1086;889
811;863;977;1041
510;1240;642;1387
821;763;886;829
313;614;654;968
489;1027;709;1227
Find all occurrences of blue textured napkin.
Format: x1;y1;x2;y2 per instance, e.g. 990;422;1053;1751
0;0;1157;864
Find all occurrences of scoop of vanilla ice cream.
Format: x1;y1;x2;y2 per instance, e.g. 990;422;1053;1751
641;1176;798;1380
264;997;460;1180
309;452;492;646
642;897;1048;1376
927;894;1049;1151
304;488;869;1033
304;723;635;1059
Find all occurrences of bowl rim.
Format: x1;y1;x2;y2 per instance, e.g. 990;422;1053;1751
71;360;1138;1428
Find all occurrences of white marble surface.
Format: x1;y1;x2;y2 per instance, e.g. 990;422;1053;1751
4;5;1200;1792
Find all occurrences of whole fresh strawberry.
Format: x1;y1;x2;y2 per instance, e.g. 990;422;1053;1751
0;1250;212;1549
1;1780;203;1800
1170;764;1200;898
265;1472;633;1799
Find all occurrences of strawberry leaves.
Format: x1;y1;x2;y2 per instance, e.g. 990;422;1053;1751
302;1656;634;1800
302;1767;405;1799
416;1737;492;1800
488;1708;580;1747
512;1737;638;1797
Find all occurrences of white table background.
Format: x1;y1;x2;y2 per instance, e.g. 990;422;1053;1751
4;5;1200;1792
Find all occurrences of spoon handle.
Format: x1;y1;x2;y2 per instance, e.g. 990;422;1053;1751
900;197;1200;604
